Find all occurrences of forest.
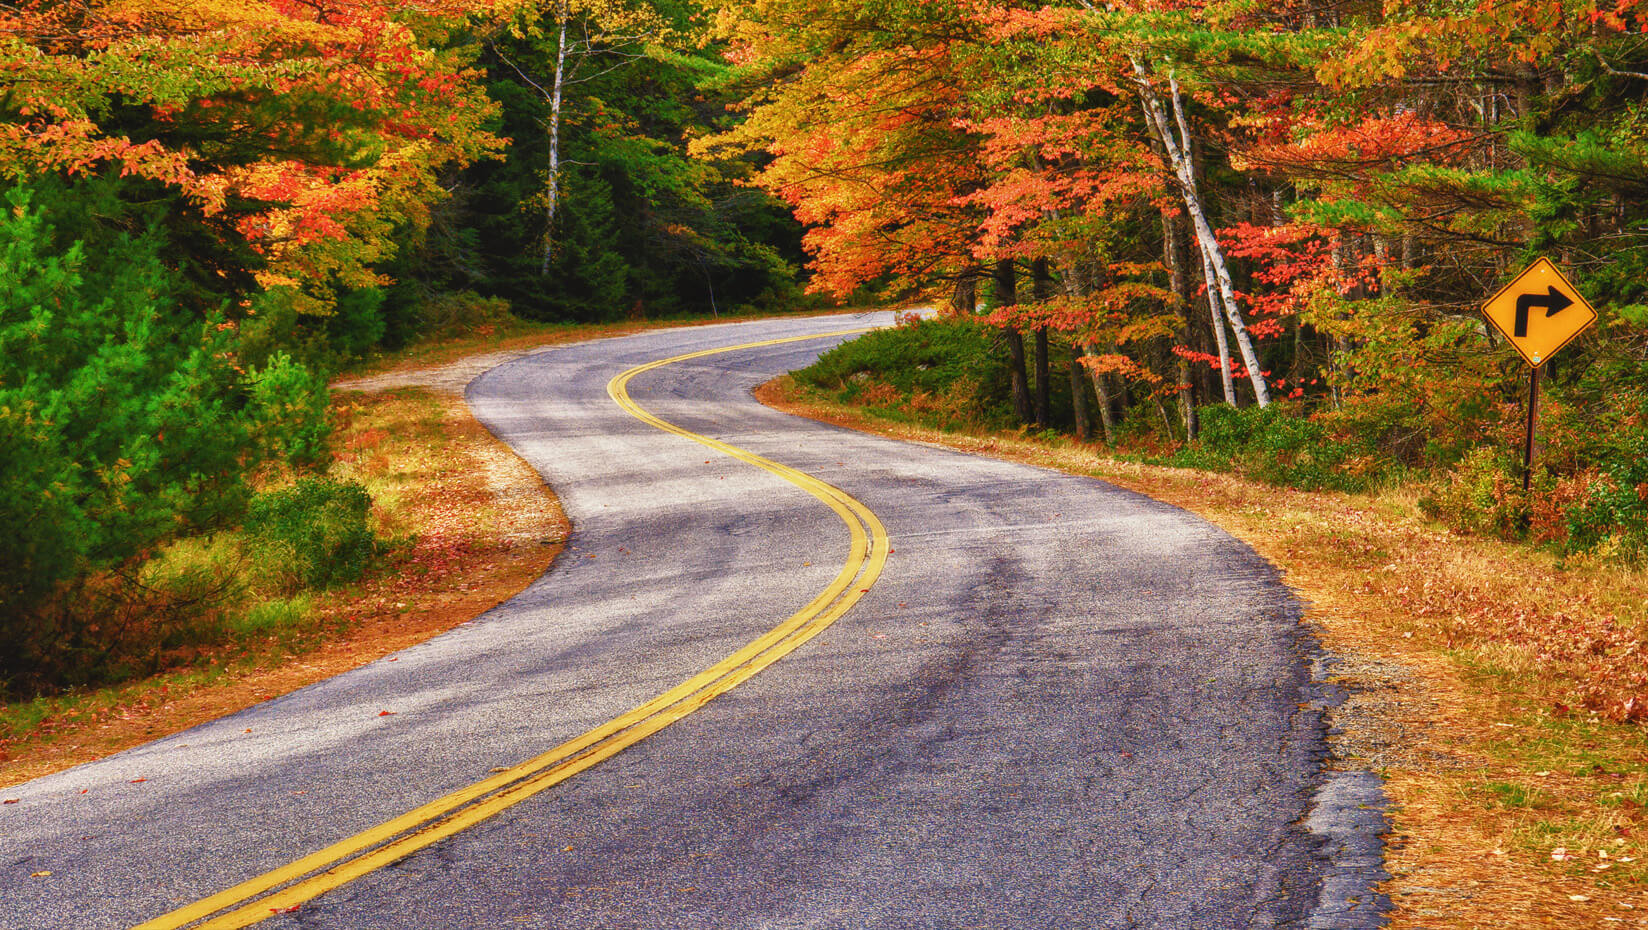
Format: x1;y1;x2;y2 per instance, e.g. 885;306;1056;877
711;0;1648;558
3;0;1647;695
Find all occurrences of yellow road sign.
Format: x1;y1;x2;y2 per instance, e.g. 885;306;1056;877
1482;257;1597;367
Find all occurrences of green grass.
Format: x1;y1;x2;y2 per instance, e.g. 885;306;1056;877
1486;781;1548;809
227;596;315;643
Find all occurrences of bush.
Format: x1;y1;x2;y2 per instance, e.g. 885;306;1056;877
416;290;514;336
325;287;388;359
1170;403;1382;491
228;595;315;643
247;353;333;469
1;553;243;696
1419;446;1531;540
794;317;1014;427
245;478;379;592
1565;434;1648;562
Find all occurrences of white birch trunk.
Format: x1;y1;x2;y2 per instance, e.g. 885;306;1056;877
1197;246;1238;405
540;2;569;277
1131;58;1270;407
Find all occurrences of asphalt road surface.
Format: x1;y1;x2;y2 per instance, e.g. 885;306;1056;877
1;312;1376;929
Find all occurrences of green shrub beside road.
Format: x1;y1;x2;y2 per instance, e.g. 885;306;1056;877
245;479;380;593
793;317;1017;429
1165;404;1383;493
0;181;363;698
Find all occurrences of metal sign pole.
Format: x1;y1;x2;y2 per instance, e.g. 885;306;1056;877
1523;363;1541;493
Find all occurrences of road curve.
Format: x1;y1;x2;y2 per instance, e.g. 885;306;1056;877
3;312;1348;929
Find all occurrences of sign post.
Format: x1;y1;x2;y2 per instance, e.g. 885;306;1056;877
1481;257;1597;490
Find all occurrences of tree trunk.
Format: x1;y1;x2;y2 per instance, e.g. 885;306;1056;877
1032;258;1054;302
995;259;1034;425
1031;258;1053;428
1162;209;1199;438
1132;58;1270;407
1083;341;1117;445
1033;328;1050;427
951;265;980;315
1198;247;1237;405
540;2;570;277
1069;347;1092;441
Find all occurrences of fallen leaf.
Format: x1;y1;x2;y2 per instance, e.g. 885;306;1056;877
378;710;396;717
2;799;17;805
130;778;146;784
30;871;50;878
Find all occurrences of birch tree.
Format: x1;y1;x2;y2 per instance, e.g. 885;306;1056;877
1131;58;1271;407
498;0;670;276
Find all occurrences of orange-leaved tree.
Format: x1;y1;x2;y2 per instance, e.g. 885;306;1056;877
0;0;506;316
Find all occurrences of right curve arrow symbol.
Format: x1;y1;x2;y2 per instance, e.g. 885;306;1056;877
1515;286;1574;337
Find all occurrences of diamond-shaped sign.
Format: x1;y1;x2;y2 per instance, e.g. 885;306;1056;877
1482;257;1597;367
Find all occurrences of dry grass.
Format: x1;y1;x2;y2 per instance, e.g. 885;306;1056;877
758;376;1648;928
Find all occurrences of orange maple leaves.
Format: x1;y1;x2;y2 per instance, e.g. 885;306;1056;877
1;0;504;311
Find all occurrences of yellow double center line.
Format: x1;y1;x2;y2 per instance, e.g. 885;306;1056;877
136;329;887;929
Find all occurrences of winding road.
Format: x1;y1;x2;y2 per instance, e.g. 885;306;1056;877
1;312;1377;929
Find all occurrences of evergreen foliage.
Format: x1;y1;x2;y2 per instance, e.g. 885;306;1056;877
0;178;333;687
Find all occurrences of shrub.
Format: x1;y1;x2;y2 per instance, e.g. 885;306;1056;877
794;317;1014;427
1419;446;1530;540
247;353;333;469
1565;435;1648;562
245;478;379;592
1170;403;1381;491
325;287;388;359
417;290;514;336
0;179;271;657
228;595;315;643
2;556;242;696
